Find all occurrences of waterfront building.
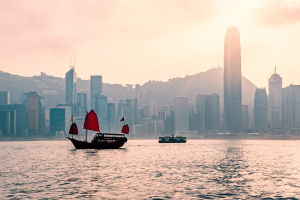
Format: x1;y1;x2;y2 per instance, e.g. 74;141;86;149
133;125;142;136
27;93;39;137
77;93;87;117
282;85;300;132
108;103;116;133
254;88;268;131
53;104;72;134
134;98;140;125
0;91;10;105
197;94;220;134
123;99;134;134
242;105;249;130
90;76;102;110
224;26;242;134
10;86;19;104
42;90;56;110
268;70;282;130
0;104;27;137
189;114;197;131
174;96;189;134
95;94;108;132
164;110;174;135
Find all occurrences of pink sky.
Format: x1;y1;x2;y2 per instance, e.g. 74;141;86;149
0;0;300;89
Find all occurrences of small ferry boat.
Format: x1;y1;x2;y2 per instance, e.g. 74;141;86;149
159;135;186;143
67;109;128;149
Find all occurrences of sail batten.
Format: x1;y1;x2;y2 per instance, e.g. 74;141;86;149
69;123;78;135
84;109;100;132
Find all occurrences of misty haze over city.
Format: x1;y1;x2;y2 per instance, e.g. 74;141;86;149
1;0;300;199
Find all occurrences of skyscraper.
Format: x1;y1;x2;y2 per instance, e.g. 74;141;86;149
107;103;116;133
66;67;78;116
95;94;108;132
196;94;220;134
282;85;300;130
90;76;102;110
77;93;87;116
0;91;10;105
242;105;249;130
174;96;189;134
224;26;242;134
268;70;282;130
254;88;268;131
42;90;56;110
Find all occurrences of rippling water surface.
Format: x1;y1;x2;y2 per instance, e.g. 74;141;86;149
1;140;300;199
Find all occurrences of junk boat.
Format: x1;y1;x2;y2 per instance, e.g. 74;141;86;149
159;135;186;143
67;110;128;149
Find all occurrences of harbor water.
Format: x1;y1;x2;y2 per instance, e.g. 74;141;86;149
1;140;300;199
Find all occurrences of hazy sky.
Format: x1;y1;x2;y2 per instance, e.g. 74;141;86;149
1;0;300;89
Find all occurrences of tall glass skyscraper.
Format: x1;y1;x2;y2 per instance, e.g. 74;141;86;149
174;96;189;134
254;88;268;131
90;76;102;110
66;68;78;116
269;71;282;130
224;26;242;134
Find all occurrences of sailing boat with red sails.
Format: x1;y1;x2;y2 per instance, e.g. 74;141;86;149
67;109;128;149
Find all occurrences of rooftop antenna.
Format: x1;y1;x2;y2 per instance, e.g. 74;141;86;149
70;56;72;69
74;56;75;70
275;64;276;74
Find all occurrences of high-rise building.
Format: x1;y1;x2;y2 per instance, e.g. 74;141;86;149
164;110;174;134
189;114;197;131
197;94;220;134
42;90;56;110
224;26;242;134
55;104;72;134
144;91;153;107
268;70;282;130
282;85;300;130
95;94;108;132
10;86;19;104
50;108;65;135
108;103;116;133
0;91;10;105
196;95;206;133
27;93;39;137
90;76;102;110
154;89;163;111
66;67;79;116
254;88;268;131
174;96;189;134
123;99;134;134
134;98;140;125
242;105;249;130
0;104;27;137
77;93;87;117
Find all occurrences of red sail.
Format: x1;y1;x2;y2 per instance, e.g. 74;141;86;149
121;124;129;134
69;123;78;135
84;109;100;132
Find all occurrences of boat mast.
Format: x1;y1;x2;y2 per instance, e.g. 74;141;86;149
86;111;88;142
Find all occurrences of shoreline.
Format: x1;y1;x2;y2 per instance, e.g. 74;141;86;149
1;136;300;142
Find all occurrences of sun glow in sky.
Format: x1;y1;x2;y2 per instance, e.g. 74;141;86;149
1;0;300;89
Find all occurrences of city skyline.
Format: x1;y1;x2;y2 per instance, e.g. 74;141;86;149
0;0;299;89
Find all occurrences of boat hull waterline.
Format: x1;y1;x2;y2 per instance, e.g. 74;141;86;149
67;137;127;149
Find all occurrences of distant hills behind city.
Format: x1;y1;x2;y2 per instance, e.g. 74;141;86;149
0;67;257;108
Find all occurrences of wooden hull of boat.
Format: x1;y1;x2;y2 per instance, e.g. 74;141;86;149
67;137;127;149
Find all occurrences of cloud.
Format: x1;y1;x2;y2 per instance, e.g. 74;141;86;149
256;0;300;26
